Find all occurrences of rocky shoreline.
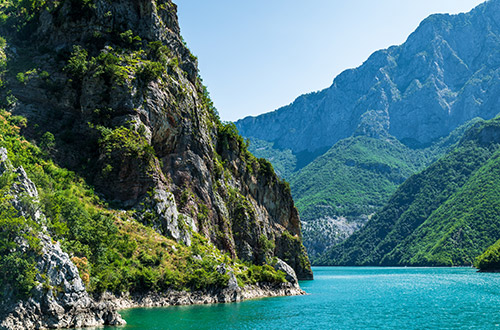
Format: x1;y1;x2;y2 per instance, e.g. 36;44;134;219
108;282;306;311
1;283;305;330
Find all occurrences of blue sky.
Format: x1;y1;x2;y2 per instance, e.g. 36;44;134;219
175;0;486;121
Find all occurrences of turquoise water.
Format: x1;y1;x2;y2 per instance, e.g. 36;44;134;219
103;267;500;329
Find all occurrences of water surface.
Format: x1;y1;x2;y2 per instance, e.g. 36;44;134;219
103;267;500;329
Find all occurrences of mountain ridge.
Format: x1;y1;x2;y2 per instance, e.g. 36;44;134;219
236;0;500;154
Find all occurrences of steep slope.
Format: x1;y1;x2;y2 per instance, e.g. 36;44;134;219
293;136;426;222
294;136;425;259
236;0;500;155
294;120;479;260
319;117;500;266
0;0;311;328
246;138;298;180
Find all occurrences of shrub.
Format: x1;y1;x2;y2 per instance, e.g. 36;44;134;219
137;61;164;83
119;30;142;48
64;45;89;79
16;72;26;84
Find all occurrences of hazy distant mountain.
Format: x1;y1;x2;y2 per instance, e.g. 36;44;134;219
236;0;500;155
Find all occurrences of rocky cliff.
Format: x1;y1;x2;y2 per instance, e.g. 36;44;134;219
0;0;311;328
0;148;124;329
6;0;311;276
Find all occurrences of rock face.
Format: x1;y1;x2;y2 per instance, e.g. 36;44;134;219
0;236;125;330
104;281;305;310
0;148;42;223
3;0;311;279
273;258;299;285
235;0;500;154
301;216;368;259
0;149;124;330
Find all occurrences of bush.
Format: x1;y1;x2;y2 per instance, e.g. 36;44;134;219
0;194;40;299
64;45;89;79
119;30;141;48
137;61;164;83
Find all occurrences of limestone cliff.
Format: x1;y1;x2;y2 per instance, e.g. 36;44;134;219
3;0;311;278
0;0;312;328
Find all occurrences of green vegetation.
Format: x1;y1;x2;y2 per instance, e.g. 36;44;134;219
247;138;297;179
0;0;48;32
0;110;289;296
98;126;155;164
476;239;500;271
137;61;164;83
64;45;89;79
0;193;40;299
216;121;289;186
291;119;480;224
291;136;428;222
236;263;286;286
319;117;500;266
386;150;500;266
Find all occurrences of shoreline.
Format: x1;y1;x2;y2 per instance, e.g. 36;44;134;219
2;282;305;330
106;282;306;311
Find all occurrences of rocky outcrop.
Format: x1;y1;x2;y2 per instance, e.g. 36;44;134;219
301;216;369;259
0;149;124;330
0;148;42;223
273;258;298;285
235;0;500;154
0;236;125;330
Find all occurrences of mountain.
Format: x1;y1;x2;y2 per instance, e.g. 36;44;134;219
318;117;500;266
235;0;500;259
294;120;479;259
0;0;311;328
237;0;500;155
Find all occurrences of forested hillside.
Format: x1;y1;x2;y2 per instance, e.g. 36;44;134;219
319;117;500;266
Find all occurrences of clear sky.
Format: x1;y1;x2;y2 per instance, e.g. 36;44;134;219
175;0;486;122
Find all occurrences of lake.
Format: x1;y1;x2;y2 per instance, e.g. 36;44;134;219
101;267;500;329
